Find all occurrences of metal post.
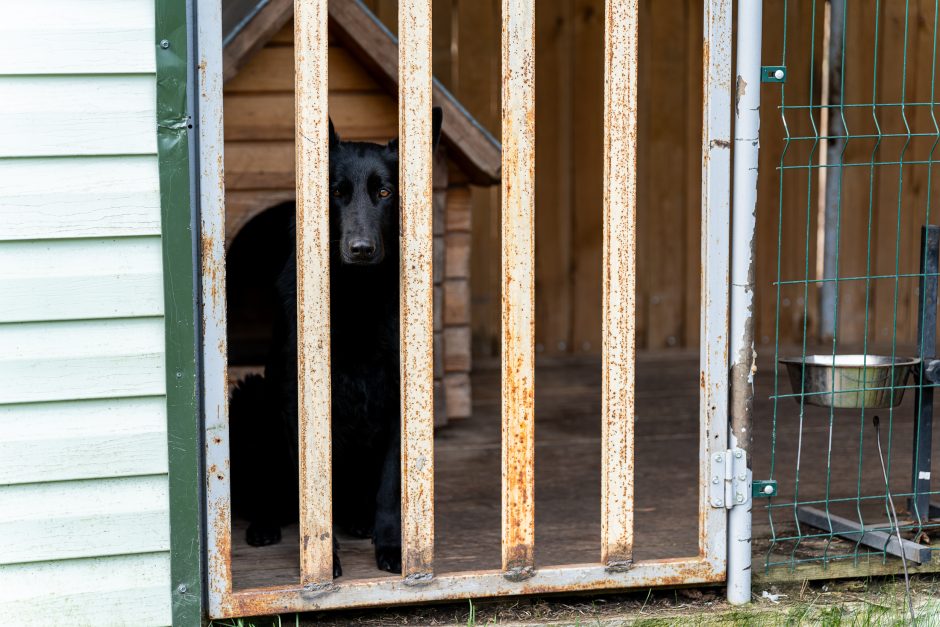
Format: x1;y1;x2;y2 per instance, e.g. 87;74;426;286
500;0;536;579
701;0;733;577
728;0;762;606
294;0;334;586
911;225;939;520
601;0;638;572
198;0;232;615
819;0;846;341
399;0;436;580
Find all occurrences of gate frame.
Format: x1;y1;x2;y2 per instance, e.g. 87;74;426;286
192;0;736;619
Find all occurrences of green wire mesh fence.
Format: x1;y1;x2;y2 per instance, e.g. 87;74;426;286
757;0;940;573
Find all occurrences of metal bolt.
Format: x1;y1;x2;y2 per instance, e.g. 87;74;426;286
712;477;720;485
715;499;723;507
176;371;183;378
738;474;747;481
160;39;170;49
716;455;723;463
774;69;785;80
736;493;744;503
177;583;188;594
734;450;743;459
763;485;774;495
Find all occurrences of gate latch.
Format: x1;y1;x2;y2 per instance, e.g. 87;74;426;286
709;448;750;509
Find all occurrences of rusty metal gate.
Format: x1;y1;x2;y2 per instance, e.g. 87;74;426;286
198;0;736;618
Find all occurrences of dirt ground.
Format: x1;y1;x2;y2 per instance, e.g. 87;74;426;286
208;575;940;626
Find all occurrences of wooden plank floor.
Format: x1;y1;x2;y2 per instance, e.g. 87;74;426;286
230;351;940;590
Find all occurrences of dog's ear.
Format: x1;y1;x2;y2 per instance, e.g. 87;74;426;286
432;106;443;152
329;117;339;151
386;108;442;155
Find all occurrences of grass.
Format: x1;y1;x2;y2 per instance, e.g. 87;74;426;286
208;575;940;626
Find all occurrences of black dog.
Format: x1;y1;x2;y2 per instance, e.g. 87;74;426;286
230;108;443;577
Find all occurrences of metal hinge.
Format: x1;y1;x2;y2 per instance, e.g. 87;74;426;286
709;448;750;509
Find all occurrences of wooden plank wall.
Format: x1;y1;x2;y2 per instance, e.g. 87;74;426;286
367;0;940;355
367;0;704;356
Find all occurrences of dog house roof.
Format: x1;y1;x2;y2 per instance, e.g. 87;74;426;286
222;0;502;185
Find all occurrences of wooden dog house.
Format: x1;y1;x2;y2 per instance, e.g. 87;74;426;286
221;0;501;423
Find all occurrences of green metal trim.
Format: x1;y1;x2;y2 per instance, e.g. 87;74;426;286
156;0;204;624
753;480;778;498
761;65;787;83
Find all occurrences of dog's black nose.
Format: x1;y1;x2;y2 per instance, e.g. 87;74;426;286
349;239;376;259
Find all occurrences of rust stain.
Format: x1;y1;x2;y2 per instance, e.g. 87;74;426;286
218;558;722;618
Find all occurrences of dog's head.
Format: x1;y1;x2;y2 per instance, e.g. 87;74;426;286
329;107;443;266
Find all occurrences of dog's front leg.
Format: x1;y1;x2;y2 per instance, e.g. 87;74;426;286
373;427;402;573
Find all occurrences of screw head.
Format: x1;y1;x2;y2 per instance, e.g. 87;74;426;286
763;485;774;495
160;39;170;49
177;583;188;594
774;69;785;80
712;477;720;485
735;450;743;459
716;455;723;463
736;493;745;503
738;474;747;481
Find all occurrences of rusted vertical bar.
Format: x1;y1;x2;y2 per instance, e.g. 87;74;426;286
198;0;232;614
700;0;732;575
601;0;638;571
294;0;333;586
501;0;536;579
399;0;436;579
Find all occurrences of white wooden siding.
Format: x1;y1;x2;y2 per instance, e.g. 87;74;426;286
0;397;168;484
0;76;157;157
0;0;170;621
0;238;164;323
0;319;166;404
0;0;155;75
0;476;169;564
0;157;161;241
0;553;171;626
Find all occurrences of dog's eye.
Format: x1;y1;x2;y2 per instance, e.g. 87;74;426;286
331;188;342;197
378;188;391;199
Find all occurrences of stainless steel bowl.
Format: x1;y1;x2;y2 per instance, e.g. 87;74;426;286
779;355;920;409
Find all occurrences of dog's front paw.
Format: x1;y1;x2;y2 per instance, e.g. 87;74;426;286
246;521;282;547
375;544;402;574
